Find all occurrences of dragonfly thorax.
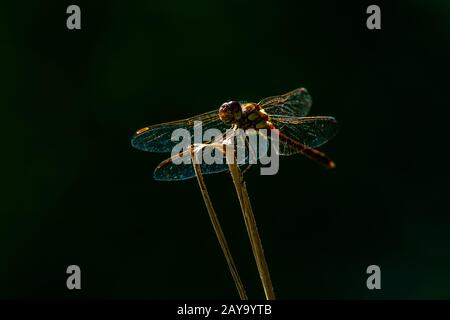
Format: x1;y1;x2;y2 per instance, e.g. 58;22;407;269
219;101;272;130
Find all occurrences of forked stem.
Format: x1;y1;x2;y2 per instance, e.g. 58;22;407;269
226;152;276;300
190;146;248;300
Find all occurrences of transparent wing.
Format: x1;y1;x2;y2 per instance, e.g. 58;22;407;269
269;116;338;156
131;110;229;153
153;132;250;181
259;87;312;117
154;151;230;181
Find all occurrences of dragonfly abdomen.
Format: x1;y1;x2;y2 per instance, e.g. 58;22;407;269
275;131;336;169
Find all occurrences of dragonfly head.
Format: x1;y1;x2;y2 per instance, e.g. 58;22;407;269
219;101;242;124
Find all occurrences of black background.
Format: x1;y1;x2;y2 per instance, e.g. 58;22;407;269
1;0;450;299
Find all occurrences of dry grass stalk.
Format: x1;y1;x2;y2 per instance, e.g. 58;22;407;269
226;151;276;300
190;146;248;300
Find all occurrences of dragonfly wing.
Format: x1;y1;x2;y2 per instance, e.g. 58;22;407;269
259;87;312;117
153;132;250;181
154;156;230;181
269;116;338;155
131;110;228;153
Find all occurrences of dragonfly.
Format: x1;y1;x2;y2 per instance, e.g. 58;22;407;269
131;87;338;181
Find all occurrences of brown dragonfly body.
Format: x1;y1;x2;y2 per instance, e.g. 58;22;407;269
219;100;335;168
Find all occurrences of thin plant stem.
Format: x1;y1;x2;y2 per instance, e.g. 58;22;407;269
226;152;276;300
190;146;248;300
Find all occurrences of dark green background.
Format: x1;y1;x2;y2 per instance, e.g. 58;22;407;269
1;0;450;299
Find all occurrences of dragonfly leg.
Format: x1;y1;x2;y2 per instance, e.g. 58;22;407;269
242;164;253;175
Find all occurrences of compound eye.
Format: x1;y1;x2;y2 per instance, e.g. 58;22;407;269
219;101;241;123
226;101;240;112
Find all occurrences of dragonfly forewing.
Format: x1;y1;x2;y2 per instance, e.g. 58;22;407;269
259;87;312;117
131;110;227;153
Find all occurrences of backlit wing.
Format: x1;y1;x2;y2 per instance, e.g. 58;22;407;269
153;131;250;181
269;116;338;155
131;110;229;153
259;87;312;117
